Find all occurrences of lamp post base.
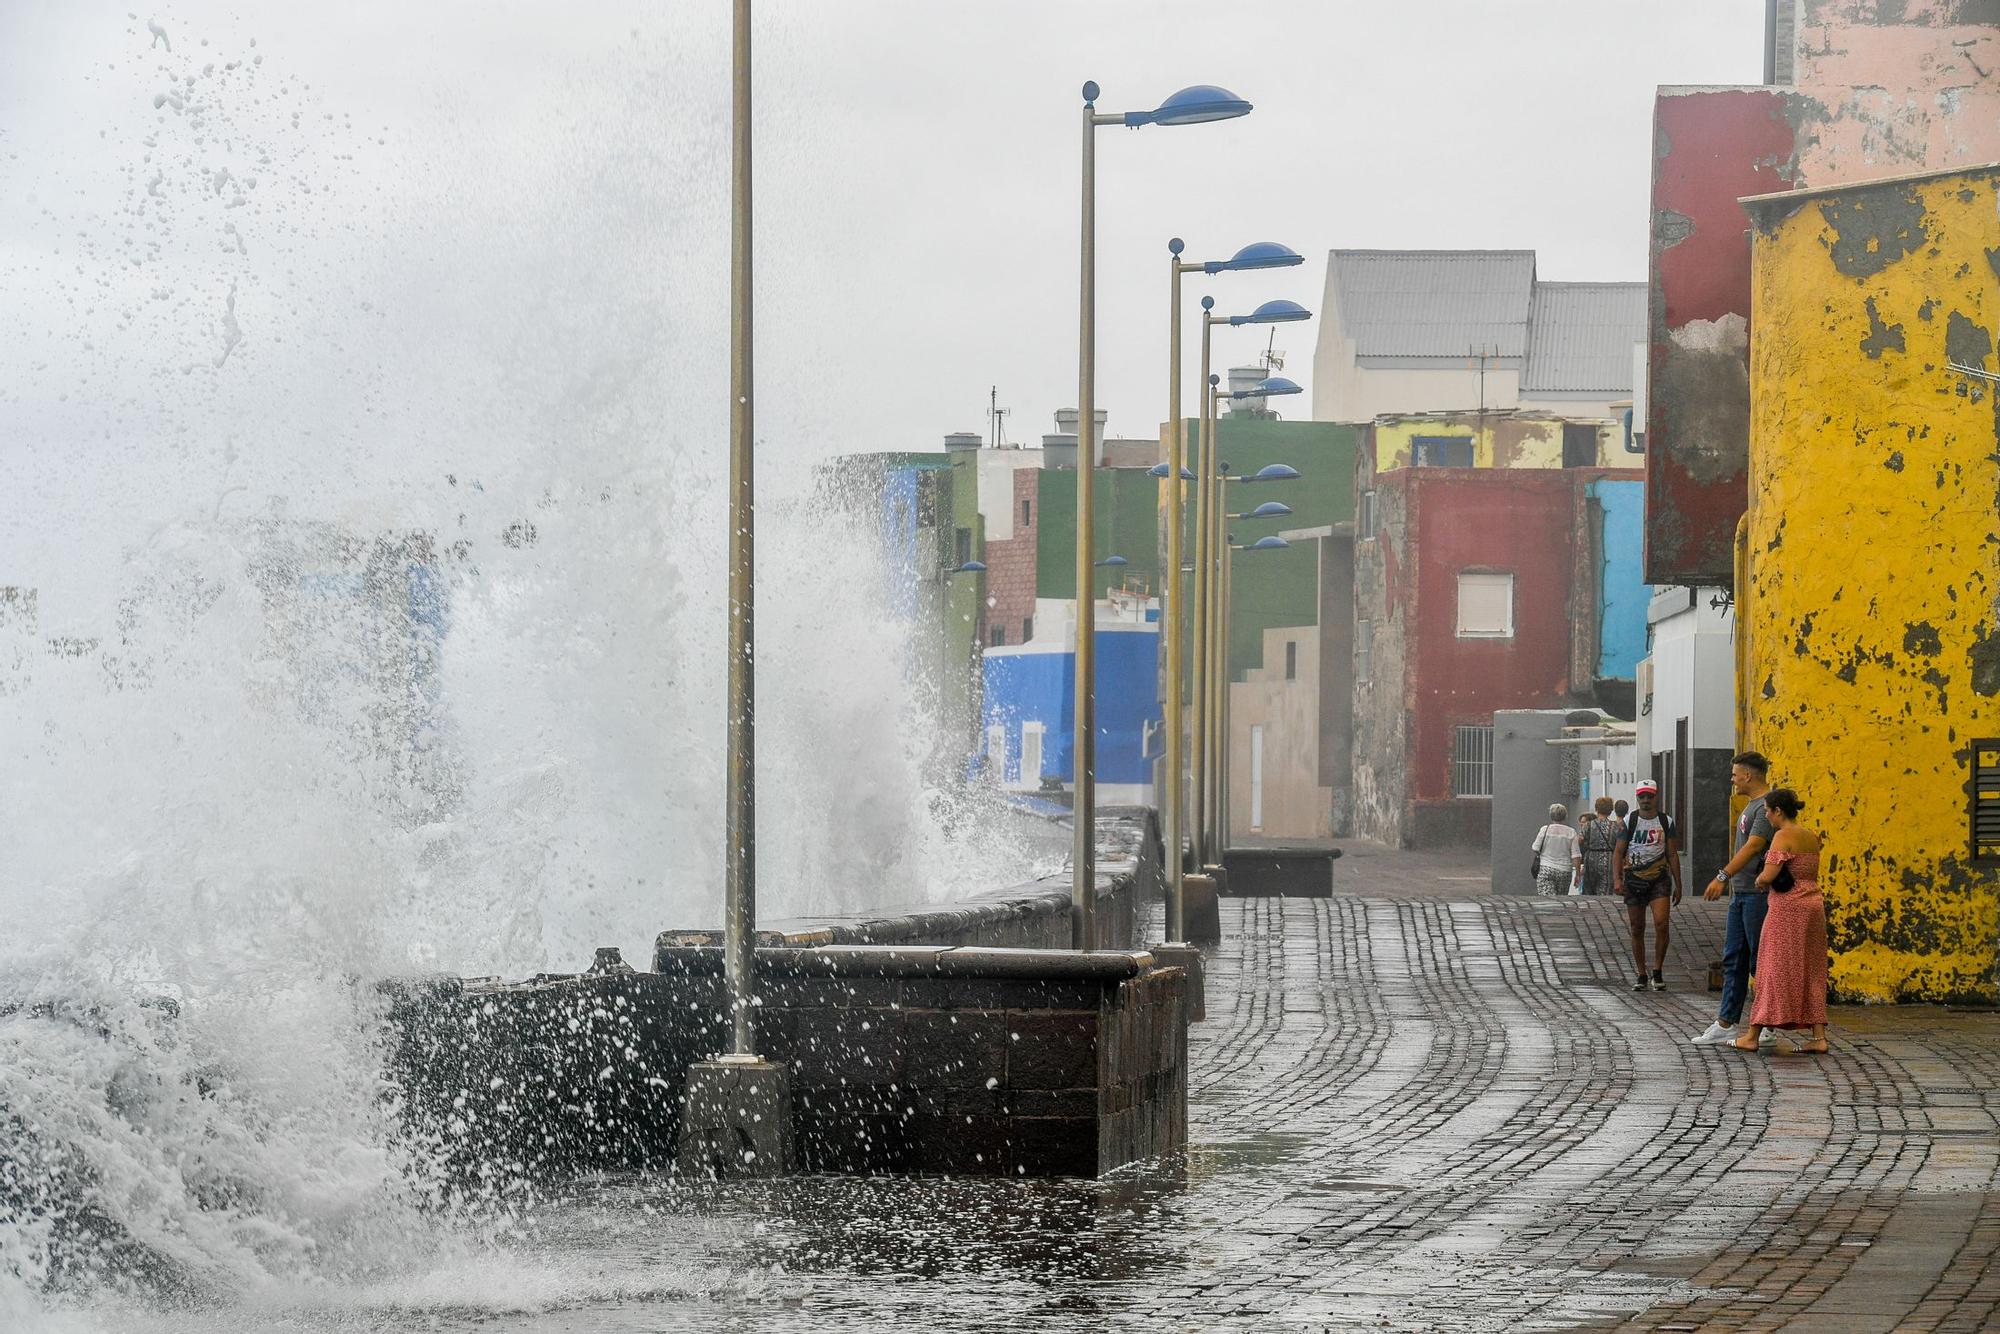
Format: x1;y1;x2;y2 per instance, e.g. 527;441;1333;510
1182;871;1221;945
1148;941;1206;1022
677;1057;794;1178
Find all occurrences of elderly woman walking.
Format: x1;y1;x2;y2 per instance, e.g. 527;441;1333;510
1530;803;1582;897
1578;796;1618;894
1733;788;1829;1054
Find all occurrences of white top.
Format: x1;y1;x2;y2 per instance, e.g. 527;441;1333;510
1531;822;1581;874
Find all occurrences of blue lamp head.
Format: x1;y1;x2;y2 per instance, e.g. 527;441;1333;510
953;560;988;573
1208;373;1221;388
1249;463;1302;482
1204;241;1303;275
1125;84;1252;128
1200;294;1215;312
1245;501;1293;518
1245;535;1291;552
1082;80;1100;105
1228;374;1303;400
1094;554;1129;568
1228;298;1313;327
1148;462;1196;480
1168;237;1185;256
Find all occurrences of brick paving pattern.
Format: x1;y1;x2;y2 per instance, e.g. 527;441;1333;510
529;846;2000;1333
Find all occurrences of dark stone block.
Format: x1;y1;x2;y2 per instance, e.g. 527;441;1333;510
675;1059;794;1178
787;1009;904;1084
1001;1088;1098;1119
903;1010;1007;1087
906;1113;1011;1173
1003;1012;1098;1089
1007;1117;1099;1177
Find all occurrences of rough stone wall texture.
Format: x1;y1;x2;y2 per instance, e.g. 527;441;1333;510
1744;164;2000;1003
384;945;1189;1180
1350;437;1411;847
1372;414;1628;474
1321;536;1357;836
1647;86;1804;587
982;469;1040;645
1649;5;2000;587
1790;0;2000;186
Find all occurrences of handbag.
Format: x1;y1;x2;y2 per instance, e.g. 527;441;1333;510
1769;857;1795;894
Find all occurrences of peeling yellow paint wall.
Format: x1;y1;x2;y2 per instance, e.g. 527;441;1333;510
1745;165;2000;1003
1371;415;1632;473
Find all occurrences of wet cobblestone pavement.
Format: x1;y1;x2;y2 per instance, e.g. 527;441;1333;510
412;856;2000;1333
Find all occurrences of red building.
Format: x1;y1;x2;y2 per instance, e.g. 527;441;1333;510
1352;427;1634;848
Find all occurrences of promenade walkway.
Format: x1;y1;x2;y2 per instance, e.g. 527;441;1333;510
521;843;2000;1332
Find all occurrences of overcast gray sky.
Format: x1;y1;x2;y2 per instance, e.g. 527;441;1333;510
2;1;1765;546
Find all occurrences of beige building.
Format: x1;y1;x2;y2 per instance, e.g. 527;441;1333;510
1229;624;1334;840
1311;250;1644;424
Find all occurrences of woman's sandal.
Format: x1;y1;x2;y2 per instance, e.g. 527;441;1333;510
1778;1039;1830;1056
1730;1034;1762;1052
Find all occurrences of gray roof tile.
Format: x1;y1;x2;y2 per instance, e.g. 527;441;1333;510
1522;282;1646;394
1329;250;1534;360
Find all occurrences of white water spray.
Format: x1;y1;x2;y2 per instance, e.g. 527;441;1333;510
1;9;1040;1317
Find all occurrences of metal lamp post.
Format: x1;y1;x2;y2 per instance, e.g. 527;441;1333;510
1197;371;1306;860
724;0;758;1062
677;0;793;1179
1160;239;1301;945
1072;81;1251;952
1190;301;1310;869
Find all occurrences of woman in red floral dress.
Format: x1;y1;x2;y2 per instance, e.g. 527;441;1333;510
1733;788;1828;1054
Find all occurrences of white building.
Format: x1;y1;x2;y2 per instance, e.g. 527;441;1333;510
1312;250;1645;424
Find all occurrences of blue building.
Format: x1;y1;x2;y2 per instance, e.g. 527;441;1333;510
979;596;1159;807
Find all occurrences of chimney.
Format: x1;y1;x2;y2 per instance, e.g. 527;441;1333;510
943;431;981;454
1053;408;1108;465
1225;366;1276;418
1041;432;1078;470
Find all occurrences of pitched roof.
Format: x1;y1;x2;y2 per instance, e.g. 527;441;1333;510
1521;282;1647;395
1328;250;1535;360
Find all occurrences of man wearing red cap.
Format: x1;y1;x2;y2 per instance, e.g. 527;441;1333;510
1614;780;1681;991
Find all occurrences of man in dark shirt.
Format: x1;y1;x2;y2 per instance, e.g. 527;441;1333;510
1691;752;1776;1046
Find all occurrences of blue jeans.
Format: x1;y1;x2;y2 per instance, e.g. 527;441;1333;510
1718;892;1769;1025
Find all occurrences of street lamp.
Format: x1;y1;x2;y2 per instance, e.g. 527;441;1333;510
1072;81;1251;952
1160;238;1301;946
1191;300;1310;877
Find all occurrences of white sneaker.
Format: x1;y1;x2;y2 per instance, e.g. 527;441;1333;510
1759;1028;1778;1047
1691;1021;1741;1046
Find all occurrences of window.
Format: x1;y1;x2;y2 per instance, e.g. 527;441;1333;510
953;527;972;568
985;725;1006;782
1413;436;1475;468
1356;619;1373;683
1284;641;1297;681
1562;422;1598;469
1358;489;1375;539
1022;499;1033;527
1973;739;2000;864
1456;572;1514;638
1021;616;1033;642
1452;724;1494;798
990;623;1005;647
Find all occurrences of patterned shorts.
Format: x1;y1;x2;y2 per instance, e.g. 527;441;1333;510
1536;868;1572;898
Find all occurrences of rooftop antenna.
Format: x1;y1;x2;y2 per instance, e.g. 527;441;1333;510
987;385;1012;448
1260;329;1285;373
1470;343;1497;417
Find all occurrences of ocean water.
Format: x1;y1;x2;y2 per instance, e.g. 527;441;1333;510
0;8;1044;1322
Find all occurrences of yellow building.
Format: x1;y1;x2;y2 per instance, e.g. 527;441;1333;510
1742;162;2000;1003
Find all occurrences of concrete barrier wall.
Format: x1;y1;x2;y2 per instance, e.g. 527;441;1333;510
381;808;1183;1179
